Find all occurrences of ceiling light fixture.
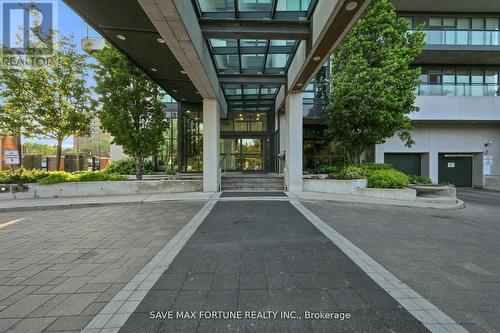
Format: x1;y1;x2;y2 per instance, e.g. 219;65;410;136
173;89;178;93
297;83;303;87
156;38;165;44
116;34;126;40
312;56;321;61
150;68;157;72
345;1;358;11
180;70;186;74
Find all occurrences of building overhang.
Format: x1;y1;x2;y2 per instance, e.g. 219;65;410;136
416;47;500;65
65;0;371;118
63;0;206;106
392;0;500;13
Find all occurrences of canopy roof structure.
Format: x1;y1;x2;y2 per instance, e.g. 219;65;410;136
64;0;370;115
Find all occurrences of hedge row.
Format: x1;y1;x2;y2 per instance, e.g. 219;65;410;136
0;169;127;185
312;163;432;189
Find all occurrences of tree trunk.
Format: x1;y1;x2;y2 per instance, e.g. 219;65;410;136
16;133;22;169
136;156;143;180
56;138;63;171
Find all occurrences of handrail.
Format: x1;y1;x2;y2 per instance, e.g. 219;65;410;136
219;155;228;192
409;29;500;46
417;83;499;96
219;167;222;192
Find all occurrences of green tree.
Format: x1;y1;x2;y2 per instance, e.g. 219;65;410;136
325;0;425;164
22;142;57;155
93;45;167;180
0;36;96;170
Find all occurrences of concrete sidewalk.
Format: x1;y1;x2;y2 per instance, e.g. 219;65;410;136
0;193;214;212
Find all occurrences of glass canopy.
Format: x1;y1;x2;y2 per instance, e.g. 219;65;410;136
210;39;296;75
194;0;318;112
195;0;315;19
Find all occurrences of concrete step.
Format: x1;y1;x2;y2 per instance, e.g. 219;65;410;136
222;188;285;192
223;190;285;192
221;174;284;191
222;182;284;186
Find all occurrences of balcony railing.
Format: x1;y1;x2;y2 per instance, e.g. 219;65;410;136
410;29;500;46
417;83;500;96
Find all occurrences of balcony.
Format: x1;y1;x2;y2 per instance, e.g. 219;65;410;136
410;29;500;65
416;29;500;46
417;84;499;97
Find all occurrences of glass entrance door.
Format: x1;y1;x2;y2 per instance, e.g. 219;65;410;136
221;138;263;171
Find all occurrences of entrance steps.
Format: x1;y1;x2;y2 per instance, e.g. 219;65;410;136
221;173;285;192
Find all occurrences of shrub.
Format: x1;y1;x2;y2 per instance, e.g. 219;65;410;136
105;159;154;175
0;168;49;184
37;172;76;185
408;175;432;185
36;171;127;185
165;168;177;176
329;166;368;180
75;172;127;182
359;163;394;171
368;169;409;189
311;165;340;175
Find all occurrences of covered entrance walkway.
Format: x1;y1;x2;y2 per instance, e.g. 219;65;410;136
64;0;372;192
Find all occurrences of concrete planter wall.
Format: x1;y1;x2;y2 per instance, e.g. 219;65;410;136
356;188;417;201
409;185;457;204
0;180;202;199
303;179;368;195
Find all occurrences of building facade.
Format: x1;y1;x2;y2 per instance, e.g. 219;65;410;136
375;1;500;187
74;118;112;157
68;0;499;191
0;135;19;170
68;0;372;191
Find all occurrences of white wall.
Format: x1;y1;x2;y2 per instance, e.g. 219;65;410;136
412;96;500;121
376;123;500;184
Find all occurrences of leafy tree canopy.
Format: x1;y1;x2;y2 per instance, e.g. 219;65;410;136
0;35;96;170
93;44;167;180
325;0;425;164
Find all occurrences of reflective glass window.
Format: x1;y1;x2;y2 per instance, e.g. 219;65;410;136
429;18;442;27
239;0;272;12
198;0;235;12
241;54;264;71
472;18;484;30
265;53;289;69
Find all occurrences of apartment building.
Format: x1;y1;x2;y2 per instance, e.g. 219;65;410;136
376;1;500;187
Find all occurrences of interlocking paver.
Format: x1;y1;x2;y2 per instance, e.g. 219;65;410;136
0;202;204;333
0;294;54;318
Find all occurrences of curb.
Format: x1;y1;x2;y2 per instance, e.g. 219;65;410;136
0;195;466;213
297;196;466;210
0;198;212;213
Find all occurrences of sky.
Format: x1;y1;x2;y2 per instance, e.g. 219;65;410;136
22;0;101;148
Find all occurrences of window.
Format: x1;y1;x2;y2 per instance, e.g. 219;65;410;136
404;15;500;45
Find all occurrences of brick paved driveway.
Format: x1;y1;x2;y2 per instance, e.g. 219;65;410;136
0;202;204;333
